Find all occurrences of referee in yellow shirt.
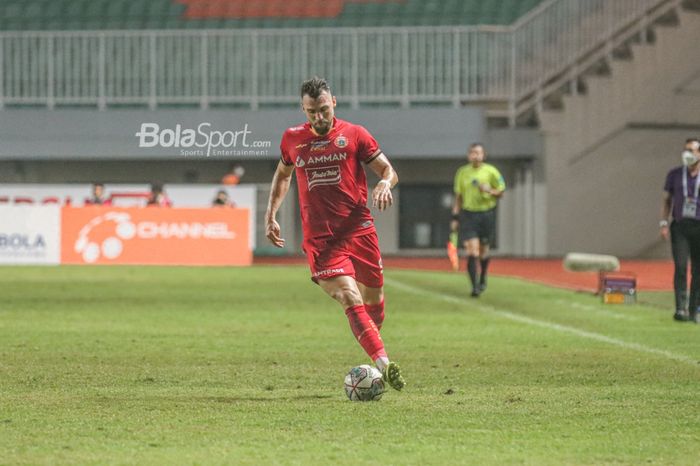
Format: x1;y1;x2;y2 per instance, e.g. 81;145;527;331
451;143;506;297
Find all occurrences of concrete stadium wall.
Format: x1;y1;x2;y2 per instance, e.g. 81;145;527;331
0;107;486;160
540;9;700;258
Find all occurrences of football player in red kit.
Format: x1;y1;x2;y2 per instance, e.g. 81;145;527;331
265;77;405;391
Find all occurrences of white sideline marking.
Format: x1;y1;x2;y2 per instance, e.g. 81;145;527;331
554;299;640;321
385;278;699;368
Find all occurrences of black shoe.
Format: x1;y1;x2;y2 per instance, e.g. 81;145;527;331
673;310;690;322
470;289;481;298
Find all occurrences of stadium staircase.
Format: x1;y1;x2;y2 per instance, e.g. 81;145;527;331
538;1;700;153
536;0;700;257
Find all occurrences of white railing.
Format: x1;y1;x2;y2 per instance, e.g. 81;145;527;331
0;0;682;122
0;27;513;110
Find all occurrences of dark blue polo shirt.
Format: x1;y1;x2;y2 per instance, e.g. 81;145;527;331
664;166;700;221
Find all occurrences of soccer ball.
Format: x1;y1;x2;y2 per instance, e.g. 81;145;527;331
344;365;385;401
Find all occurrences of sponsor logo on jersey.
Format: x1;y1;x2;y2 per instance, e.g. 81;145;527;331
310;140;331;151
295;143;308;149
306;152;347;166
295;156;306;167
306;166;341;190
334;135;348;148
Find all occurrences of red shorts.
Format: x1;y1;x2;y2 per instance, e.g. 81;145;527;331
304;232;384;288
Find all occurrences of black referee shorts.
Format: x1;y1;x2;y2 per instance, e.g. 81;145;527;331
459;209;496;245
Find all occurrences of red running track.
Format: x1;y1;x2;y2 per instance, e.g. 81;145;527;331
254;256;674;292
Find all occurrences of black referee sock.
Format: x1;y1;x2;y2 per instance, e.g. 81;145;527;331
480;257;490;286
467;256;478;290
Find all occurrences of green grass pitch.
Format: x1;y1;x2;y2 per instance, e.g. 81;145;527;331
1;265;699;465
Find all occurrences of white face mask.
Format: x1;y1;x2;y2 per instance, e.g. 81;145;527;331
682;150;699;166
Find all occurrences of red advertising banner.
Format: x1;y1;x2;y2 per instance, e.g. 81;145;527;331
61;207;251;266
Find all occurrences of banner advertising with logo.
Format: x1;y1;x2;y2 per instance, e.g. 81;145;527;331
0;206;61;264
61;207;251;266
0;184;257;250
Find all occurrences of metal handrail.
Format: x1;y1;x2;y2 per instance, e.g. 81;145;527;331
0;0;682;123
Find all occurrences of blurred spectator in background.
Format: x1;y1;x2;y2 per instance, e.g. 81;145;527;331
86;182;111;205
212;189;235;207
147;183;172;207
221;164;245;185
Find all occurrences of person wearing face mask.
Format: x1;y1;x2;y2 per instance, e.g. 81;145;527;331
661;138;700;323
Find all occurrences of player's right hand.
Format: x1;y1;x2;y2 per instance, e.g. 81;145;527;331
266;218;285;248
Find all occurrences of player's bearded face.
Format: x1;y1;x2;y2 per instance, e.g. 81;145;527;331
302;92;336;136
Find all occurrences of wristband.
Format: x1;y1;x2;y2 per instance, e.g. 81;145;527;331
659;220;669;228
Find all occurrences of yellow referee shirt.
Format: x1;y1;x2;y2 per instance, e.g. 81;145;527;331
453;163;506;212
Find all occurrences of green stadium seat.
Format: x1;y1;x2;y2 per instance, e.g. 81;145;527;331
1;2;21;20
85;1;106;21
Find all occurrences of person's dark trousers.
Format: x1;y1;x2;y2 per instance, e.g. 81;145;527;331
480;257;490;288
670;221;691;312
467;256;479;291
680;219;700;320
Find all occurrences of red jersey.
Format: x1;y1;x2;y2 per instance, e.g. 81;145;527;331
280;117;382;241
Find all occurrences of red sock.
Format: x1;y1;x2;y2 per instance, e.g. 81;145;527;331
345;304;387;361
365;300;385;330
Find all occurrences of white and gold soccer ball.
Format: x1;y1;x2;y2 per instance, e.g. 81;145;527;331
344;365;385;401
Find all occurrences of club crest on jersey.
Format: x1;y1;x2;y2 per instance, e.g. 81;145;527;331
334;135;348;148
295;156;305;167
306;166;341;190
310;140;331;151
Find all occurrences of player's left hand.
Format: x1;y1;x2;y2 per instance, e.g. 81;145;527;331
372;180;393;211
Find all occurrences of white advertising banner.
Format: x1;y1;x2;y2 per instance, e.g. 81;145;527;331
0;184;256;249
0;206;61;264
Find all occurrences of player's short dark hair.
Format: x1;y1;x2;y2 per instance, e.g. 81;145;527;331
469;142;485;152
686;137;700;145
301;77;331;99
